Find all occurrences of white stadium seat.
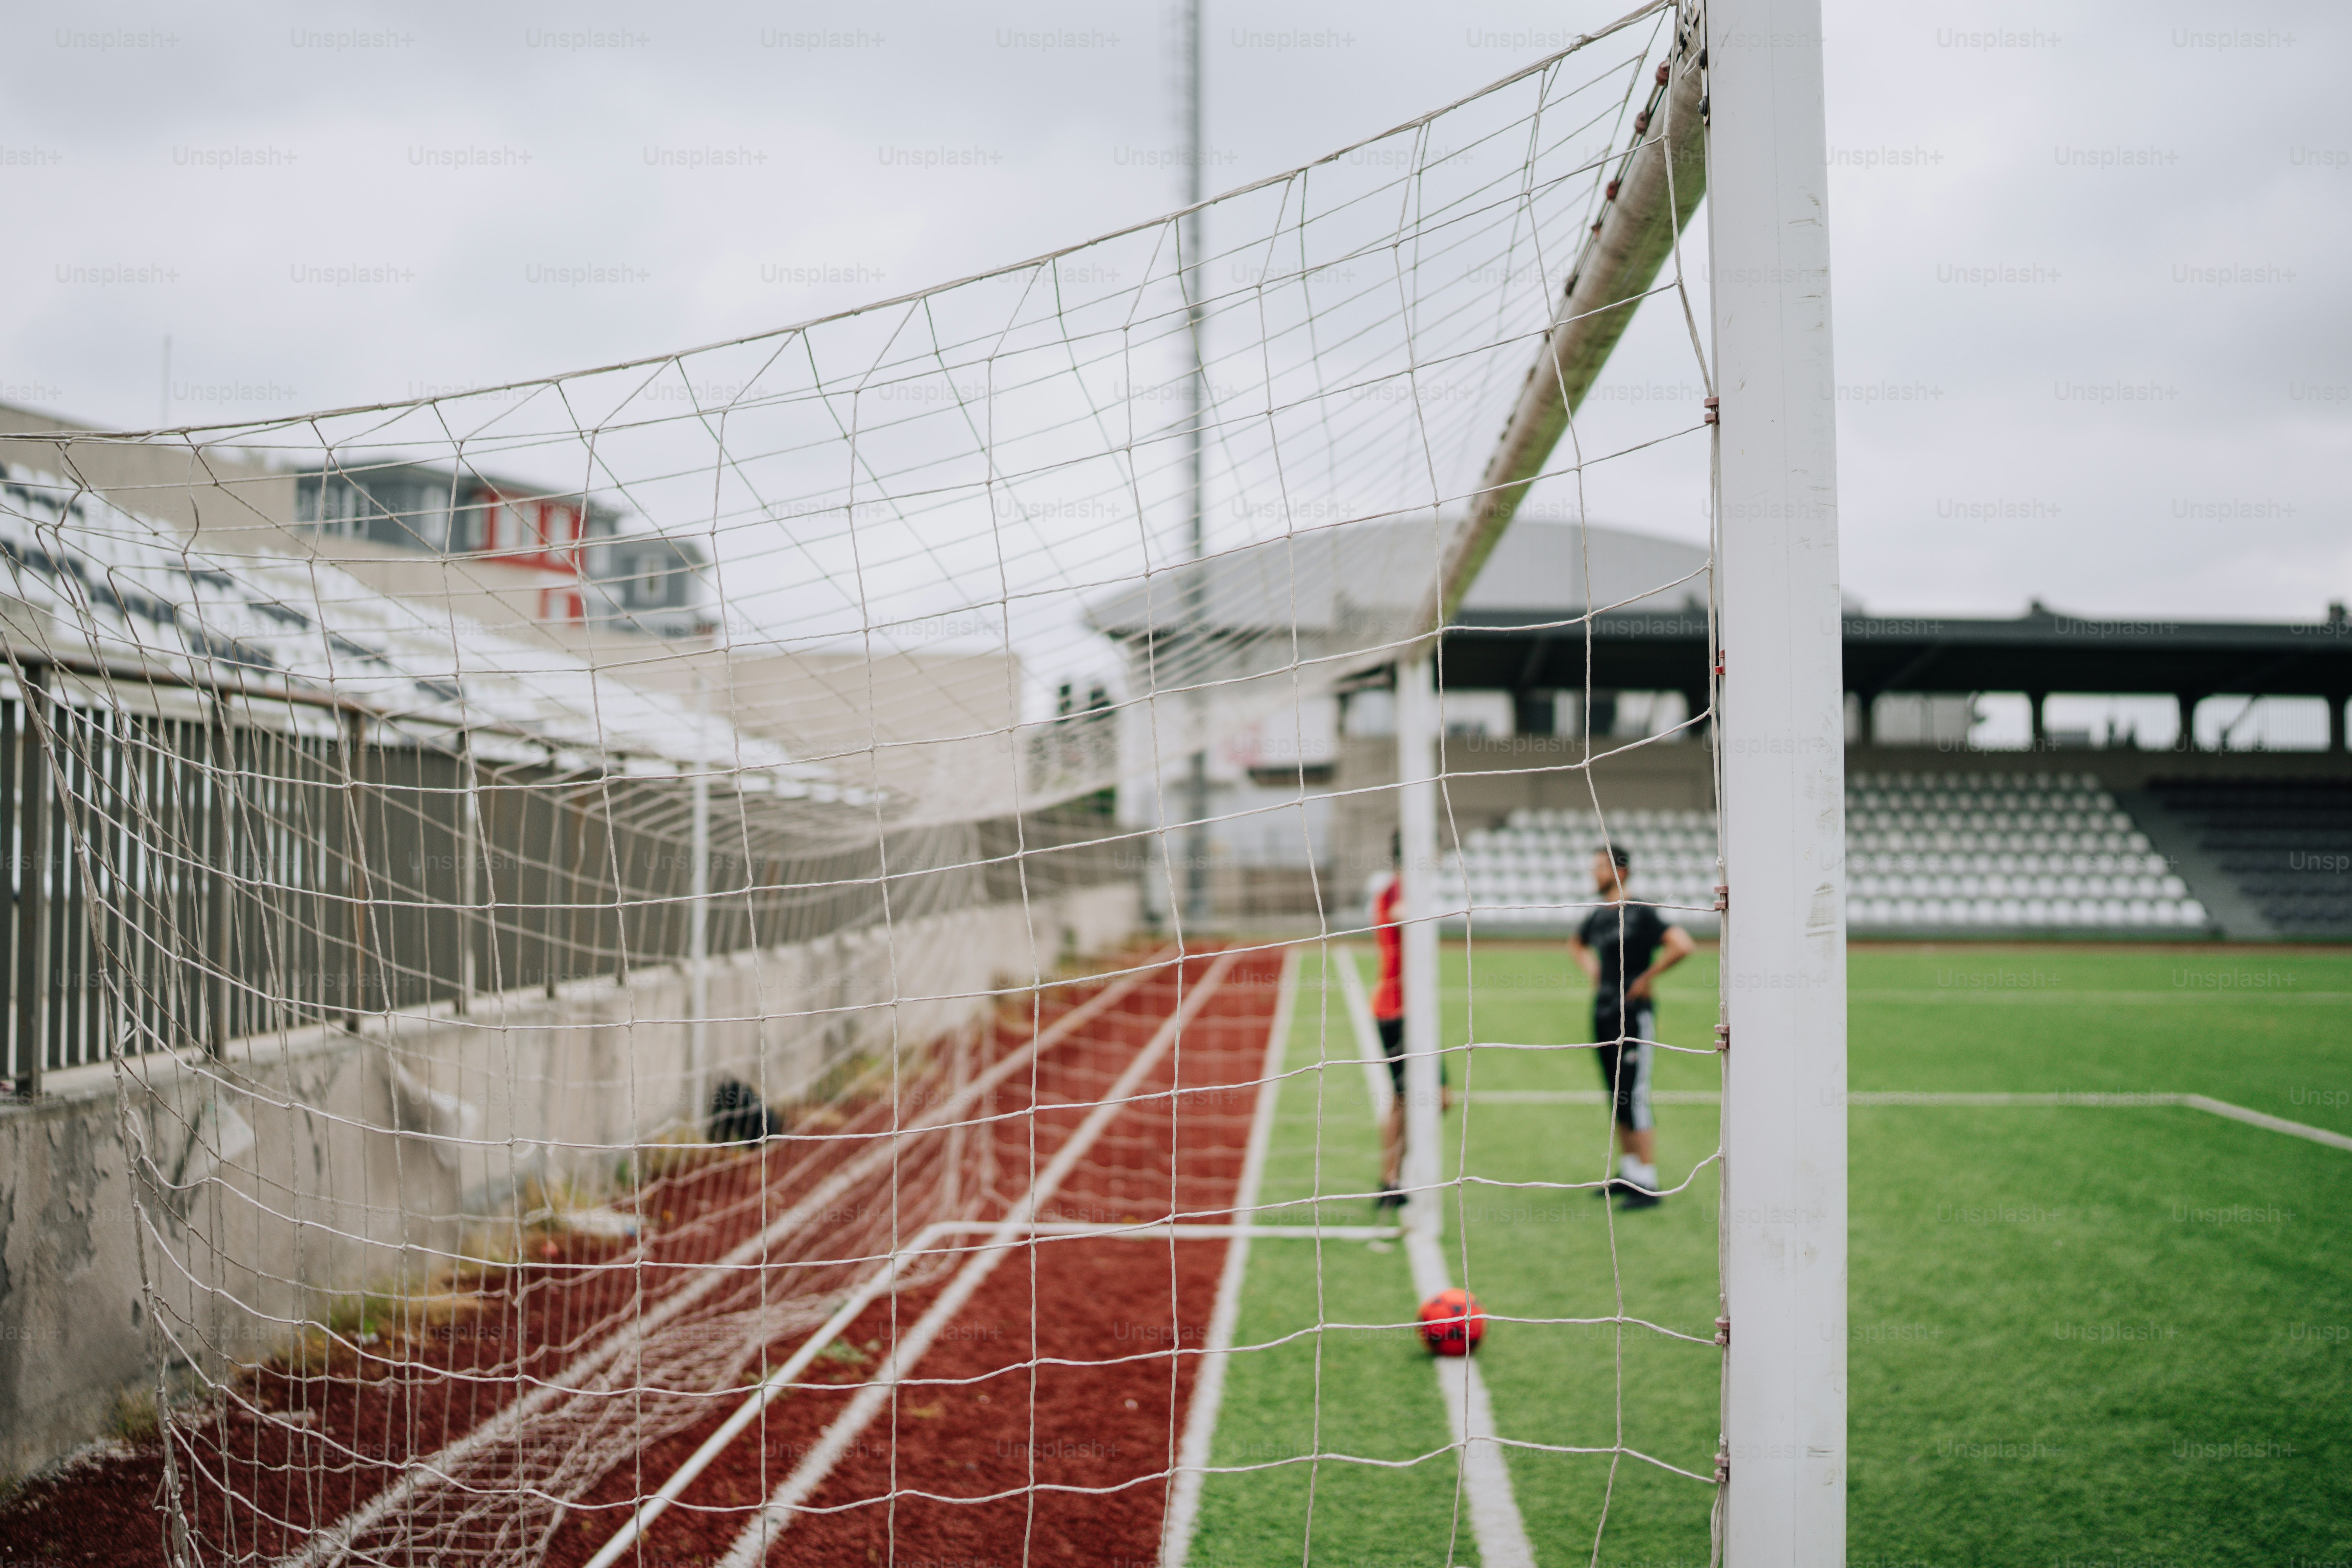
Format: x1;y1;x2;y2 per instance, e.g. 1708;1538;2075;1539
1447;776;2196;936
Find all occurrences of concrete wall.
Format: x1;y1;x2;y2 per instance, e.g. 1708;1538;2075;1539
0;880;1137;1486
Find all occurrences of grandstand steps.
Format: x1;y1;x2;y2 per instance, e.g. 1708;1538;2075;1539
1430;771;2229;941
2110;788;2279;941
2139;779;2352;940
1330;738;2349;940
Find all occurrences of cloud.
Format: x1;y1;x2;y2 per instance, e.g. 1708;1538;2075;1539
0;0;2343;621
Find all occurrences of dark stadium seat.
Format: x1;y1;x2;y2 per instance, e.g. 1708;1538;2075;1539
2148;777;2352;935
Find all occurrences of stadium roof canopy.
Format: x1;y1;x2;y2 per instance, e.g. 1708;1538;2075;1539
1092;514;2351;709
1085;517;1719;644
1446;597;2352;707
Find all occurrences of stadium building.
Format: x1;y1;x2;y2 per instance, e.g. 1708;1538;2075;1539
1097;515;2352;940
293;460;711;640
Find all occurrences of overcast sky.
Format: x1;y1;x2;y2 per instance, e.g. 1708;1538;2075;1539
3;0;2346;624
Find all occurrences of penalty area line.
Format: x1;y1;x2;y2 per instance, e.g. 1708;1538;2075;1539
1464;1088;2352;1150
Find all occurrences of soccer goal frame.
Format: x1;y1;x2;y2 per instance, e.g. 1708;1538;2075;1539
1706;0;1848;1559
0;3;1846;1557
1391;0;1847;1560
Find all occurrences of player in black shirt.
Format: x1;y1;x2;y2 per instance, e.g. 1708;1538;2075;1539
1569;844;1695;1208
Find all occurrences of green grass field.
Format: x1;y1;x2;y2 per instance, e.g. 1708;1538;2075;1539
1187;941;2352;1567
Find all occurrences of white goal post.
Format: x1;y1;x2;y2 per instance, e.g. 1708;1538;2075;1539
0;6;1846;1559
1387;0;1849;1557
1708;0;1848;1560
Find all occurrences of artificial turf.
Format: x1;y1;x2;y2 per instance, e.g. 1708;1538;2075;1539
1184;939;2352;1566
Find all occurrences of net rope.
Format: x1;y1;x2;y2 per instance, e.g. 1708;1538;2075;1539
0;5;1745;1563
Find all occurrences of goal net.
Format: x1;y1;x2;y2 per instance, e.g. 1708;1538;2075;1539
0;2;1773;1563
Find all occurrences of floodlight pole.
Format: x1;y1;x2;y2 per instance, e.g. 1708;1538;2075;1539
1708;0;1848;1561
1179;0;1211;932
1396;653;1443;1238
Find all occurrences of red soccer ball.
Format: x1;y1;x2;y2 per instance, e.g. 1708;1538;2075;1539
1417;1288;1485;1356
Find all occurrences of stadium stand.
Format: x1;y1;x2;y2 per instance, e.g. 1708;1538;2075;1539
1446;808;1722;935
1440;770;2209;935
2144;778;2352;936
1845;770;2203;932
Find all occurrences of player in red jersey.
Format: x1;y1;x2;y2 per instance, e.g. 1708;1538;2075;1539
1370;834;1449;1209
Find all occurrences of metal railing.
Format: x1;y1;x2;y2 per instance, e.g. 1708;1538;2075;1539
1;654;1128;1096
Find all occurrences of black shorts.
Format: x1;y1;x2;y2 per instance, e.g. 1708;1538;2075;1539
1593;1000;1656;1131
1376;1015;1446;1095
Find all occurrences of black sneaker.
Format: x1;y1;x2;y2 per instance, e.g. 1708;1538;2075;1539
1590;1178;1628;1199
1373;1183;1404;1212
1615;1186;1663;1210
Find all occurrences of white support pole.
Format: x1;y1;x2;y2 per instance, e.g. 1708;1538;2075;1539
1395;653;1443;1238
687;676;712;1127
456;735;480;1013
1708;0;1848;1562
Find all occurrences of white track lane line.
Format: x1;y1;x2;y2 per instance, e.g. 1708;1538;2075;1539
1340;947;1536;1568
712;949;1243;1568
597;945;1317;1568
279;958;1164;1568
1159;943;1300;1568
582;1216;962;1568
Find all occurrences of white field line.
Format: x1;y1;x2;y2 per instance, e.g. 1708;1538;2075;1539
278;959;1162;1568
1159;942;1300;1568
1845;1090;2352;1150
2177;1095;2352;1152
1395;1200;1534;1568
1469;1089;1722;1105
1847;990;2352;1004
1333;944;1395;1122
713;949;1243;1568
1402;1227;1536;1568
1334;947;1534;1568
1848;1092;2166;1106
1440;989;2352;1005
1465;1088;2352;1153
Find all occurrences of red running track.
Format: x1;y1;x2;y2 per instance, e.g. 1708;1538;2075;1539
0;945;1284;1568
542;944;1285;1568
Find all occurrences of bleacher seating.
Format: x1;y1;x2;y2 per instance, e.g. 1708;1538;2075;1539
1439;770;2208;934
1845;770;2203;932
2148;778;2352;935
1442;807;1721;934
